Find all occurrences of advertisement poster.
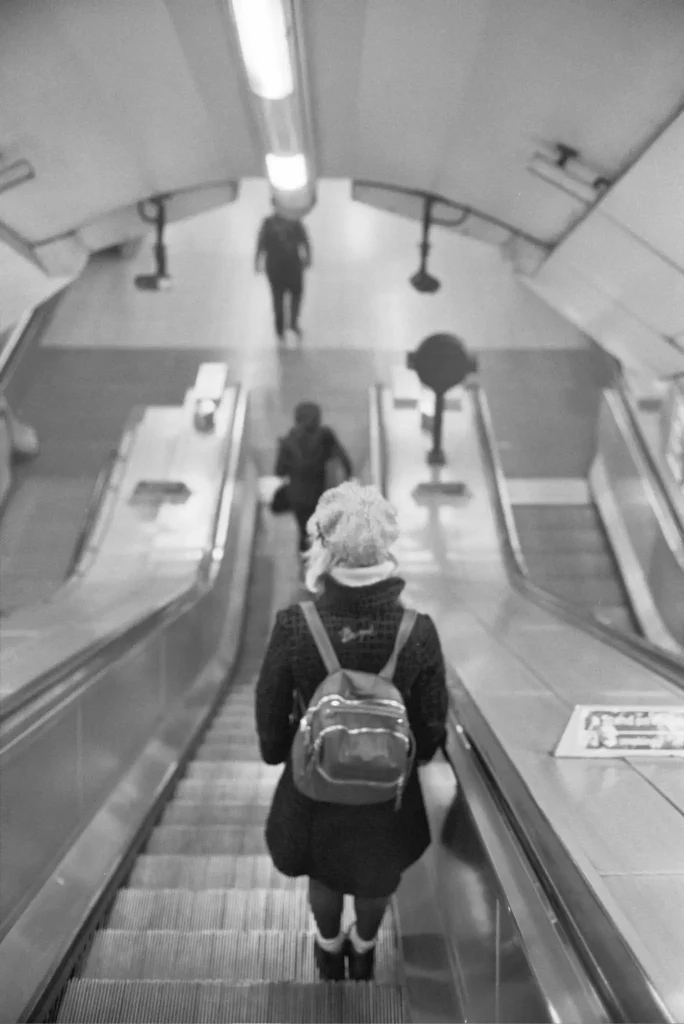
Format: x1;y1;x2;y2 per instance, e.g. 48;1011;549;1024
555;705;684;758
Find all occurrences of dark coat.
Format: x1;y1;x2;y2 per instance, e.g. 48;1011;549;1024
257;214;309;280
275;425;352;511
255;575;449;898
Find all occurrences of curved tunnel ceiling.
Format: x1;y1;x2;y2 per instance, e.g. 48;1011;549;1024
0;0;262;247
0;0;683;254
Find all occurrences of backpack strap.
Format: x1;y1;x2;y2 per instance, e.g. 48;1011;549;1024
300;602;341;674
380;609;418;681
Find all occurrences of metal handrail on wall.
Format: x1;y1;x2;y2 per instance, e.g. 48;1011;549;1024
66;408;145;580
0;294;63;387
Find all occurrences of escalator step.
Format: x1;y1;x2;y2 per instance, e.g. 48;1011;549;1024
127;855;305;891
172;777;274;804
57;978;408;1023
202;714;258;727
193;745;262;762
215;692;256;703
173;779;274;803
513;526;607;555
147;825;268;855
108;890;315;931
524;551;617;579
204;724;258;738
160;804;269;827
199;728;260;741
194;744;262;762
82;929;399;984
185;761;280;782
513;505;599;529
530;573;625;602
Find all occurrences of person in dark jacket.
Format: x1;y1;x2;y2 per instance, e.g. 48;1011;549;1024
275;402;353;557
256;481;449;982
255;202;312;344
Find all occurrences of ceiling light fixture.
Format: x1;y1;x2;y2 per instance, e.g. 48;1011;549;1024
265;153;308;192
229;0;293;100
227;0;316;216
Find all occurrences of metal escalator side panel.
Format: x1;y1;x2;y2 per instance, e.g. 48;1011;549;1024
470;382;684;687
0;440;258;1024
432;716;609;1024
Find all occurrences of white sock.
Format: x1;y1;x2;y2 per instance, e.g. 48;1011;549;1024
316;929;344;954
349;922;376;954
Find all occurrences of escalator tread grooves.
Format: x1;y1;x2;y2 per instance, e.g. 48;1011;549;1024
40;526;411;1023
40;718;227;1023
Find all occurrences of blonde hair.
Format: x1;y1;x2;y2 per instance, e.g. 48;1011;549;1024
303;481;399;593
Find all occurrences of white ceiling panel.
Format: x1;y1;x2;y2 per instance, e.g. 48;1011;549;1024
557;214;684;338
599;112;684;273
302;2;369;175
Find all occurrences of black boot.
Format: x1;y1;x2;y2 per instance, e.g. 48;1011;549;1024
314;939;346;981
344;936;376;981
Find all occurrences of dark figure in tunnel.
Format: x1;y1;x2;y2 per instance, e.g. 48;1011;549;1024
275;402;353;557
255;202;312;344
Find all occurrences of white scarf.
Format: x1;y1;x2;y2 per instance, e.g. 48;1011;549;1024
329;560;397;588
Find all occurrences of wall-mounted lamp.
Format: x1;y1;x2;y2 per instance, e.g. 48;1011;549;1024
134;196;172;291
528;143;611;206
228;0;316;217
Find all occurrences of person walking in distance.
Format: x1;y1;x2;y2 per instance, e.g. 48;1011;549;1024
274;402;353;565
255;201;312;345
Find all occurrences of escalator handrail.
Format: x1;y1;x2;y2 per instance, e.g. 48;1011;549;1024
604;389;684;573
615;376;684;540
65;408;144;579
370;383;388;500
0;297;61;385
66;448;120;577
446;677;675;1024
470;380;684;688
0;386;247;725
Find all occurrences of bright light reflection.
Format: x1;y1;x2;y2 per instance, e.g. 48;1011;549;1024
266;153;308;192
230;0;294;100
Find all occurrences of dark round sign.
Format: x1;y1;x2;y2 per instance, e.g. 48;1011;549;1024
407;333;477;394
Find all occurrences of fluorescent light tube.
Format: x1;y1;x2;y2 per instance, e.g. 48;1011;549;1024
266;153;308;191
230;0;294;100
